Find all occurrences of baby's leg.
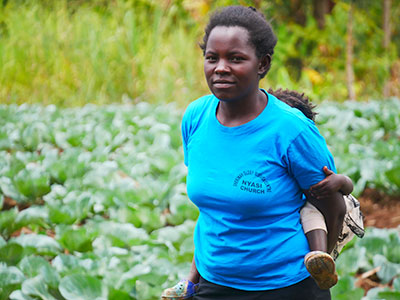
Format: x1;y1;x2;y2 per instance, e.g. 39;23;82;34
300;202;338;290
300;202;328;252
306;229;328;252
304;191;346;253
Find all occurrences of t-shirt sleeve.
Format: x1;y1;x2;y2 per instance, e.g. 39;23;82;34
181;109;190;167
286;122;337;190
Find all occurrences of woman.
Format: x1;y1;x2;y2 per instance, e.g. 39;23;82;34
163;6;345;300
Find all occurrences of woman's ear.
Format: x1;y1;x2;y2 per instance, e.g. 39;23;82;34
258;54;271;76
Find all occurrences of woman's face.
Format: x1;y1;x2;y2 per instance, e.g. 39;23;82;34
204;26;264;102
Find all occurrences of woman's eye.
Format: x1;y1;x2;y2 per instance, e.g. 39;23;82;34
231;57;244;62
205;56;217;62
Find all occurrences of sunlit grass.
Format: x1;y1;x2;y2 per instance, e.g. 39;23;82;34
0;1;209;107
0;1;396;106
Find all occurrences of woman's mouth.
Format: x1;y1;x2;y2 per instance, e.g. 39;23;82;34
213;81;235;88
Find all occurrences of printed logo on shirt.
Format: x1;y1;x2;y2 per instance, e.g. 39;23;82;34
233;170;272;194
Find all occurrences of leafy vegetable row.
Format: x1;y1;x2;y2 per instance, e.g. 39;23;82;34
0;99;399;299
317;98;400;195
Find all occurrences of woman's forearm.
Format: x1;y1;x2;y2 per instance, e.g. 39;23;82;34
187;256;200;284
304;190;346;253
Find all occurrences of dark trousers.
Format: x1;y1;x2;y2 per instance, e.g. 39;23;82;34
193;276;331;300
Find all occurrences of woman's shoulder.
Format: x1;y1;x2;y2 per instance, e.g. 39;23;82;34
186;94;215;110
266;92;320;145
268;93;314;126
183;94;216;121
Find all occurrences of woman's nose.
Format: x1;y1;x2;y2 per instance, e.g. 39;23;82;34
215;59;230;73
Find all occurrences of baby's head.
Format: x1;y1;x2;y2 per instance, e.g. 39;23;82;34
200;6;277;78
268;88;317;121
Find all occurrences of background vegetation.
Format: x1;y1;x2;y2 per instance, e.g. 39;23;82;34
0;0;399;299
0;100;399;300
0;0;399;106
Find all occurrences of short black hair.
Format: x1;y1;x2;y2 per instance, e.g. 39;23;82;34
268;88;318;121
200;6;277;78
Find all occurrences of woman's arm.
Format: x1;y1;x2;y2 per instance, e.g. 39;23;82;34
187;256;200;283
285;124;348;253
304;166;351;252
303;189;346;253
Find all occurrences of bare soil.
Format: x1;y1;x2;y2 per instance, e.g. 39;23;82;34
354;188;400;294
359;188;400;228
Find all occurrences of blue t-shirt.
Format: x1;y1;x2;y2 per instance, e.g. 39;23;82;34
181;91;336;291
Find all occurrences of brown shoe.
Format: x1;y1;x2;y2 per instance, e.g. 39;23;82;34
304;251;338;290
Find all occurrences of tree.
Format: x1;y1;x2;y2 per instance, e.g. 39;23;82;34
383;0;391;98
346;1;356;100
290;0;307;26
312;0;335;29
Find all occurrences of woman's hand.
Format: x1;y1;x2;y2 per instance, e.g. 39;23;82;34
310;166;343;199
304;168;348;252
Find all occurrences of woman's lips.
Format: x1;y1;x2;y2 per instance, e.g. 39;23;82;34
213;81;235;88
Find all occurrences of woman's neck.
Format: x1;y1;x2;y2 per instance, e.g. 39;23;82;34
216;89;267;127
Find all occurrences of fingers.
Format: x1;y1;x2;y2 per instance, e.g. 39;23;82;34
310;188;332;200
315;191;331;199
310;179;331;199
323;166;334;176
311;179;328;191
310;190;329;200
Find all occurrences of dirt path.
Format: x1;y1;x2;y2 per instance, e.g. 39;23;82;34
359;188;400;228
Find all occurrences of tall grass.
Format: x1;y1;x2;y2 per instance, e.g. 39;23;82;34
0;1;398;106
0;1;209;106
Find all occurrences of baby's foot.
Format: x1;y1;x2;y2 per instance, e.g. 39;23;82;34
161;279;197;300
304;251;338;290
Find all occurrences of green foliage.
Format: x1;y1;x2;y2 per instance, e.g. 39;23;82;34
333;228;400;300
18;256;60;288
330;275;364;300
11;234;62;256
0;0;399;106
317;98;400;196
59;274;106;300
20;276;58;300
0;100;398;299
0;243;24;265
0;102;196;299
0;264;25;300
0;208;19;238
0;0;206;107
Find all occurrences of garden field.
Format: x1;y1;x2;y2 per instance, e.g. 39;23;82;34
1;1;400;299
0;99;399;300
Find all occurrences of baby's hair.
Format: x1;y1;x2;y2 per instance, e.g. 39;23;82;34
268;88;317;121
200;6;277;78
